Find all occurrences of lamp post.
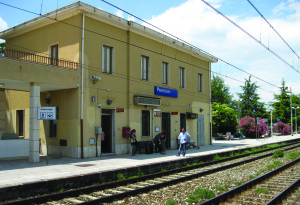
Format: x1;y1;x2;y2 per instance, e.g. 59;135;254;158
270;108;273;138
292;107;299;134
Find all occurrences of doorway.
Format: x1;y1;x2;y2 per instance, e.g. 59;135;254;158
101;109;114;154
17;110;24;137
180;113;186;131
162;112;171;149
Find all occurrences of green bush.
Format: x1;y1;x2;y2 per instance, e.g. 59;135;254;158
267;164;276;169
195;188;215;199
186;194;199;203
273;150;284;158
273;161;282;167
117;173;126;181
216;185;226;191
288;152;300;160
137;168;144;177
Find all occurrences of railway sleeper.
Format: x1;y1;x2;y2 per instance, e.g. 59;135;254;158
79;194;98;200
93;191;112;197
63;197;84;204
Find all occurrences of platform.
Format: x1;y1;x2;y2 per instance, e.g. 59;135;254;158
0;134;299;189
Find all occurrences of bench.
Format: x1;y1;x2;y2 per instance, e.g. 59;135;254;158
136;141;153;154
2;133;19;140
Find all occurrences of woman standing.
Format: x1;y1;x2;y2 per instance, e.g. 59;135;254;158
160;129;167;155
130;129;137;156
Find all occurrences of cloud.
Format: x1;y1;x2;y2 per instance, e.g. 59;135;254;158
115;10;124;18
144;0;300;102
0;17;8;33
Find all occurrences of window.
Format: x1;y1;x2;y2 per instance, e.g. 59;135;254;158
102;45;114;74
198;73;203;92
162;62;169;84
179;67;185;88
50;44;58;66
142;110;150;136
141;55;150;81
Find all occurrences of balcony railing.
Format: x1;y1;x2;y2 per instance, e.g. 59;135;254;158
3;49;79;70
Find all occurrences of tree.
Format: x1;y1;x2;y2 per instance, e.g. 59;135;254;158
212;102;238;134
238;76;267;119
272;79;291;124
211;75;232;105
0;42;5;56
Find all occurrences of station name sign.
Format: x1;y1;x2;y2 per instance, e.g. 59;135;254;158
154;86;178;98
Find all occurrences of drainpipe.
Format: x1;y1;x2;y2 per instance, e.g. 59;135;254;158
80;13;85;158
209;63;212;145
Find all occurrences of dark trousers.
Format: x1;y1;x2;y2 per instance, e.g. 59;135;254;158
154;141;161;153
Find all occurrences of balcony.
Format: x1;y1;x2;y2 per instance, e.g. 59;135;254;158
2;48;79;70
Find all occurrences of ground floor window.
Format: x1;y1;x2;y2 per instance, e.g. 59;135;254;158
142;110;150;136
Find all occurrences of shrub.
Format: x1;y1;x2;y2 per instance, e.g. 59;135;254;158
186;194;199;203
195;188;215;199
273;150;284;158
238;116;267;138
273;122;291;135
216;185;226;191
117;173;126;181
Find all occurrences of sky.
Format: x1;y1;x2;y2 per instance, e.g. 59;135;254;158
0;0;299;106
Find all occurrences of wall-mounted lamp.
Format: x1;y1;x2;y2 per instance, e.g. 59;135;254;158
200;107;204;112
107;99;112;105
44;98;51;104
189;104;191;108
91;96;95;102
90;75;101;84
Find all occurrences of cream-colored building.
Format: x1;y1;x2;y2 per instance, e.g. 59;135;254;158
0;2;217;161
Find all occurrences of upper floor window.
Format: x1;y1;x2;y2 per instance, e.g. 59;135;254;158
179;67;185;88
162;62;169;85
102;45;114;74
198;73;203;92
50;44;58;66
141;55;150;81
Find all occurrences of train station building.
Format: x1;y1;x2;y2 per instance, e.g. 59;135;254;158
0;2;217;161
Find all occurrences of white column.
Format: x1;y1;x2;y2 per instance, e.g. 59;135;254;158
29;82;40;163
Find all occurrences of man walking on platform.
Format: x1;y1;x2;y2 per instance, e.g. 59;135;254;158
176;128;191;157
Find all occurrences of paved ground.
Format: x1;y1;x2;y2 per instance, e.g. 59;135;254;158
0;134;299;188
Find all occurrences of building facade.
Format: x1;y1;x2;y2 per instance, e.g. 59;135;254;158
0;2;217;161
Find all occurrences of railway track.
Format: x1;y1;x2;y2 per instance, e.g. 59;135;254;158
201;157;300;205
2;142;300;205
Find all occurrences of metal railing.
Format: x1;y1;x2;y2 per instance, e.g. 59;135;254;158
3;48;79;70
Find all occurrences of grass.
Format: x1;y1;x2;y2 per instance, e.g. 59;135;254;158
273;150;284;158
255;188;269;194
288;152;300;160
267;164;276;169
186;194;199;203
273;161;282;167
234;181;242;186
249;175;255;178
166;200;176;205
216;185;226;191
161;166;167;172
117;173;126;181
194;188;216;199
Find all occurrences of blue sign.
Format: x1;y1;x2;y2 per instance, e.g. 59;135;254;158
155;86;178;98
